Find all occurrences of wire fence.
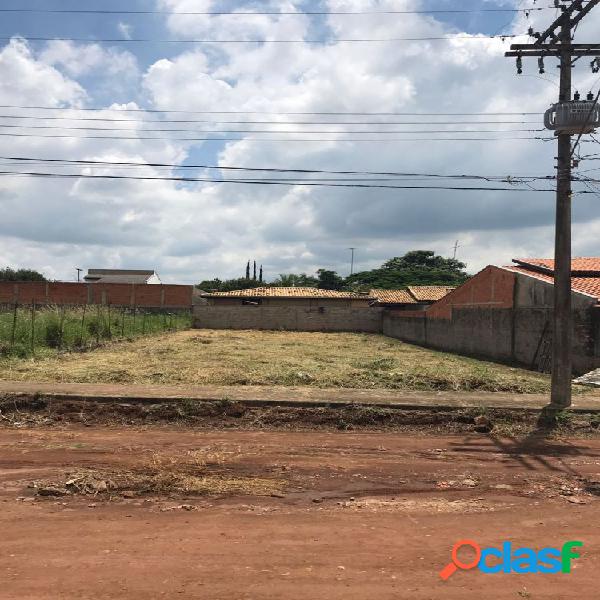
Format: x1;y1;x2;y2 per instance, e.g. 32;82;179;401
0;303;191;357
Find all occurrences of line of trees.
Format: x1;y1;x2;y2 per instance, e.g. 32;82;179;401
0;267;47;282
197;251;468;292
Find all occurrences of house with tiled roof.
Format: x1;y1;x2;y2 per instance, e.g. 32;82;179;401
370;286;455;309
203;287;372;301
195;286;381;332
202;287;373;306
384;258;600;376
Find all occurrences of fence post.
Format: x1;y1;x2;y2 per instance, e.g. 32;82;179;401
80;303;87;345
121;307;125;338
58;305;66;349
142;310;147;334
30;301;36;354
96;304;101;344
10;302;18;348
107;303;112;338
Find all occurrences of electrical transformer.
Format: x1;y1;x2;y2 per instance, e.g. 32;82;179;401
544;100;600;134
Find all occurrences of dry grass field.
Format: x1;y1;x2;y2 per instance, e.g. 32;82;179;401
0;329;552;393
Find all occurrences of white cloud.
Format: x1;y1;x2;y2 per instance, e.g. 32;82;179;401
40;40;139;79
0;38;85;106
118;22;133;40
1;1;600;283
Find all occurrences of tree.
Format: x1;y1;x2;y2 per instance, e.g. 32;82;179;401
272;273;318;287
316;269;345;290
245;261;250;279
196;277;262;292
383;250;466;273
0;267;46;282
346;250;468;289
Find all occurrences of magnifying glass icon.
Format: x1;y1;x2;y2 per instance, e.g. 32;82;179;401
439;540;482;581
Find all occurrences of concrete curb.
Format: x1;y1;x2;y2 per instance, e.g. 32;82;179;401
4;390;600;414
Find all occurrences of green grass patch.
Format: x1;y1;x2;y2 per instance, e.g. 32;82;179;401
0;304;191;358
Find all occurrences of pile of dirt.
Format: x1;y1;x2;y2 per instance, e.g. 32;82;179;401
2;393;600;436
32;468;286;499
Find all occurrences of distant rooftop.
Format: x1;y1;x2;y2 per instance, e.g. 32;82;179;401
370;289;416;304
408;286;456;302
204;285;456;303
84;269;161;284
370;286;455;305
513;258;600;275
203;287;372;299
505;258;600;301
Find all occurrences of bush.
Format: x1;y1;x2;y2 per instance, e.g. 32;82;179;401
44;320;63;348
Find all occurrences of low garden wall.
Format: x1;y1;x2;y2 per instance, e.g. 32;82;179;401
193;305;383;333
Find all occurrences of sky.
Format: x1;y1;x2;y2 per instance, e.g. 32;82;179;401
0;0;599;284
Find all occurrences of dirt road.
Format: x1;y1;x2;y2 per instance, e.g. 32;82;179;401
1;427;599;599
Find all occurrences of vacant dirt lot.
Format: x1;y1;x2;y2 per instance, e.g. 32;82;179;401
0;329;552;393
0;426;599;599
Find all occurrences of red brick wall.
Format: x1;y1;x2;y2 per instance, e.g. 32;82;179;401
426;266;515;320
0;282;192;308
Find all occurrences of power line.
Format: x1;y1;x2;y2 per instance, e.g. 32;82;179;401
0;161;546;182
0;33;527;44
0;7;547;15
0;104;543;116
0;169;554;192
0;114;543;125
0;155;556;181
0;123;544;134
0;131;550;142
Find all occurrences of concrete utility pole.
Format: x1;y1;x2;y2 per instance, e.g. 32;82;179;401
506;0;600;408
348;247;356;276
553;13;574;408
76;268;83;282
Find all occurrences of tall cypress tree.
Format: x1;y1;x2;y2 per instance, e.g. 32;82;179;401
253;261;257;281
246;261;250;279
259;265;263;283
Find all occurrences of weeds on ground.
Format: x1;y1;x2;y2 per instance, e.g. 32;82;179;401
0;304;191;359
0;329;557;394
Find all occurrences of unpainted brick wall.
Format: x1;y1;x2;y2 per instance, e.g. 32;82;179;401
382;267;600;376
194;305;383;332
0;282;193;308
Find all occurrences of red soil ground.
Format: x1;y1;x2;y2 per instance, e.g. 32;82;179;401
1;427;599;599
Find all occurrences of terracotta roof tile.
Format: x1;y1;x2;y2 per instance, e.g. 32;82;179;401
203;287;373;299
513;257;600;274
370;289;416;304
503;265;600;300
408;286;456;302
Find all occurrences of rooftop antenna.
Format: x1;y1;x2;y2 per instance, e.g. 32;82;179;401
348;247;356;275
452;241;462;260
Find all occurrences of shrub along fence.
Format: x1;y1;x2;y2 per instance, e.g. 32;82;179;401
0;302;191;357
